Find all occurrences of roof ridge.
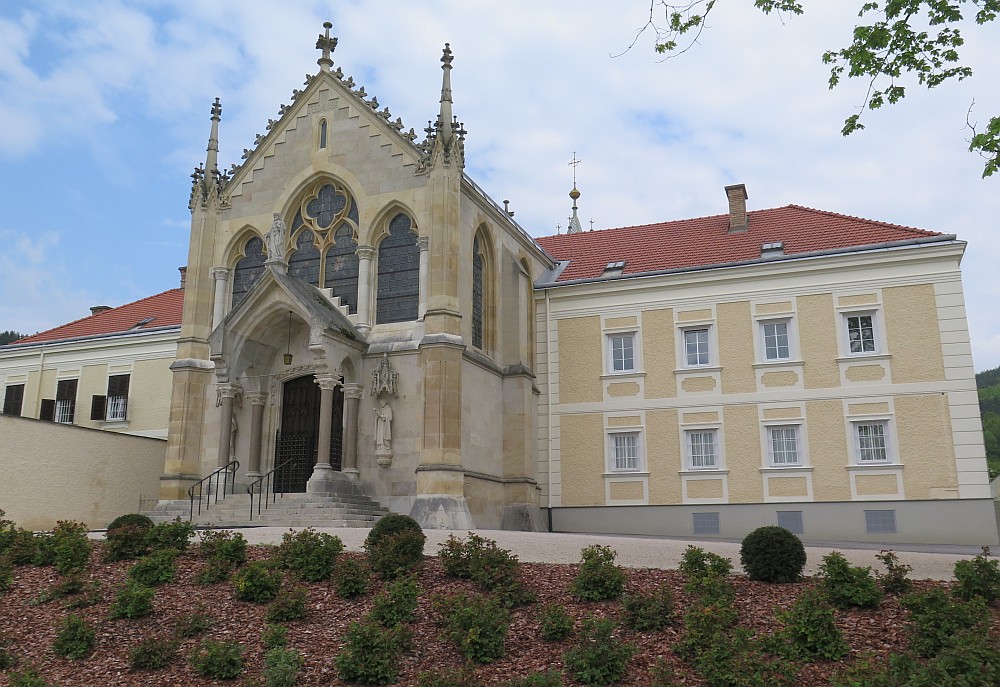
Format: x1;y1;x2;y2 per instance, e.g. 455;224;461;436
783;204;938;236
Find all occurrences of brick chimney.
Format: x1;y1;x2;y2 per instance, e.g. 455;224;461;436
725;183;749;232
178;266;187;289
90;305;112;316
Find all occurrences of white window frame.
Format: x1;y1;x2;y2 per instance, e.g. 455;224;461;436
840;309;883;357
682;327;712;367
853;420;893;464
685;428;720;470
607;430;643;473
766;424;801;467
606;332;636;374
759;318;794;361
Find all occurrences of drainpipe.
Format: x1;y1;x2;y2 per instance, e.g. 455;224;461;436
35;343;47;417
545;289;554;532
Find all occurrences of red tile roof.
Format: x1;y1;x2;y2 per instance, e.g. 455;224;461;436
535;205;944;283
12;289;184;345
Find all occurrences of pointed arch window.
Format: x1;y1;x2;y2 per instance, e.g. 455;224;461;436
288;226;320;286
325;224;359;314
319;119;328;149
472;234;485;349
231;236;266;307
376;213;419;323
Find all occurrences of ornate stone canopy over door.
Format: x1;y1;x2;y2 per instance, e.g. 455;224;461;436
275;375;344;493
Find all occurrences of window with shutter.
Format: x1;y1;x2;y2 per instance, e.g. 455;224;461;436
105;374;129;421
55;379;77;424
2;384;24;417
40;399;55;422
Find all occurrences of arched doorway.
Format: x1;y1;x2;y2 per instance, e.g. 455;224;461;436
274;374;344;492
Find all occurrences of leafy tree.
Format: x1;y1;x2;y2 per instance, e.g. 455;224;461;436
0;331;23;345
976;366;1000;479
635;1;1000;177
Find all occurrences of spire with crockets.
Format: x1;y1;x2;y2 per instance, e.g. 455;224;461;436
189;98;223;211
417;43;466;171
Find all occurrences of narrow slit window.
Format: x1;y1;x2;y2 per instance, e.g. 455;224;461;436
319;119;328;149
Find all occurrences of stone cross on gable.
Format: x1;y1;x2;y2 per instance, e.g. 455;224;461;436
568;151;581;186
316;21;337;71
211;97;222;121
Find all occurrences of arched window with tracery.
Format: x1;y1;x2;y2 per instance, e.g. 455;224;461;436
285;180;361;312
231;236;266;307
376;213;419;323
472;234;485;349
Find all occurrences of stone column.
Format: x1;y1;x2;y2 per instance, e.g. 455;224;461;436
211;267;230;331
216;383;241;469
356;246;374;334
307;374;340;493
417;236;430;320
245;391;268;479
341;383;363;478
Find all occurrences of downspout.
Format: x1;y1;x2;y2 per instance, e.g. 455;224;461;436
545;289;554;532
34;343;47;417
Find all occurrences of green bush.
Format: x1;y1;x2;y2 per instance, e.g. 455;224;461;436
435;592;511;664
874;550;913;595
262;624;289;650
365;513;423;550
370;575;420;627
265;586;308;623
195;560;234;584
437;532;533;607
128;637;178;670
650;658;677;687
63;577;102;609
275;527;344;582
622;584;673;632
233;561;282;603
368;528;427;579
190;639;244;680
676;592;739;661
539;603;575;641
0;558;12;593
263;647;304;687
694;629;796;687
7;666;53;687
570;545;626;601
50;521;91;576
31;533;55;567
831;639;1000;687
678;545;733;581
110;580;155;619
335;557;370;598
3;529;39;566
563;616;634;686
952;553;1000;603
31;573;92;606
128;549;177;587
107;513;154;532
417;666;483;687
105;514;154;561
52;613;95;659
198;529;247;568
777;588;849;661
739;526;806;583
818;551;882;609
900;588;990;658
507;669;563;687
0;632;17;670
145;519;195;553
174;608;214;638
335;621;410;685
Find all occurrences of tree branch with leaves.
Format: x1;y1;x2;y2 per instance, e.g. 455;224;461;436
635;0;1000;177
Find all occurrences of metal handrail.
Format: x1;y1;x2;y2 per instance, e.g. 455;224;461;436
247;456;299;521
188;460;240;520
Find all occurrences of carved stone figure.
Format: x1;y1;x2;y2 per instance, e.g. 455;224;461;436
374;394;393;453
266;212;287;261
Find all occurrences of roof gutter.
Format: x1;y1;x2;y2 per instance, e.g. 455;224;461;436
534;234;960;289
0;324;181;352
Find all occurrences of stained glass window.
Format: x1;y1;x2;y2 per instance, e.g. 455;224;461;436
325;224;359;314
288;229;320;286
306;184;346;229
472;235;484;349
231;237;266;307
376;213;419;323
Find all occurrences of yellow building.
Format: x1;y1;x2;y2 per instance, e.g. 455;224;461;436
535;185;995;545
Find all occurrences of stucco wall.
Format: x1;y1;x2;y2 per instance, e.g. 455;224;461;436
0;415;165;531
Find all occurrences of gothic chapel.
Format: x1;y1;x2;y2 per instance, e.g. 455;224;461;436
160;23;551;529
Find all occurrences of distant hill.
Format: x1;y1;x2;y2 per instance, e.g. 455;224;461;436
978;366;1000;479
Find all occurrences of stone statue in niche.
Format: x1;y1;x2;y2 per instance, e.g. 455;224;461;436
374;394;393;455
370;353;398;466
266;212;287;262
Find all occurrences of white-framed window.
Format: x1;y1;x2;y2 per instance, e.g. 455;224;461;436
760;320;791;360
854;421;890;463
608;431;641;472
684;328;711;366
686;429;718;470
54;378;77;424
844;312;878;355
608;333;635;373
767;425;800;466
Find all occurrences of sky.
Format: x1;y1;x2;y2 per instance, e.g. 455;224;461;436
1;1;998;370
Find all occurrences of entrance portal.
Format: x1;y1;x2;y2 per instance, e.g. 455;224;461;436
274;375;343;492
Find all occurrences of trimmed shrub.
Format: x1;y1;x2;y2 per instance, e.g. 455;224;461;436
198;529;247;568
190;639;244;680
539;603;575;641
128;549;177;587
368;528;426;580
145;519;195;553
52;614;95;659
265;586;308;623
335;621;410;685
3;528;39;566
437;532;534;607
233;561;282;603
105;513;154;562
874;549;913;595
334;557;370;598
622;584;673;632
263;647;304;687
900;588;990;658
678;545;733;581
818;551;882;609
0;558;12;593
50;521;91;576
570;545;626;601
129;637;178;670
107;513;154;532
274;528;344;582
174;608;214;638
435;592;511;664
417;666;483;687
777;589;849;660
110;580;155;619
262;624;289;650
507;669;563;687
952;553;1000;603
370;575;420;627
739;526;806;583
365;513;423;550
563;616;634;686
